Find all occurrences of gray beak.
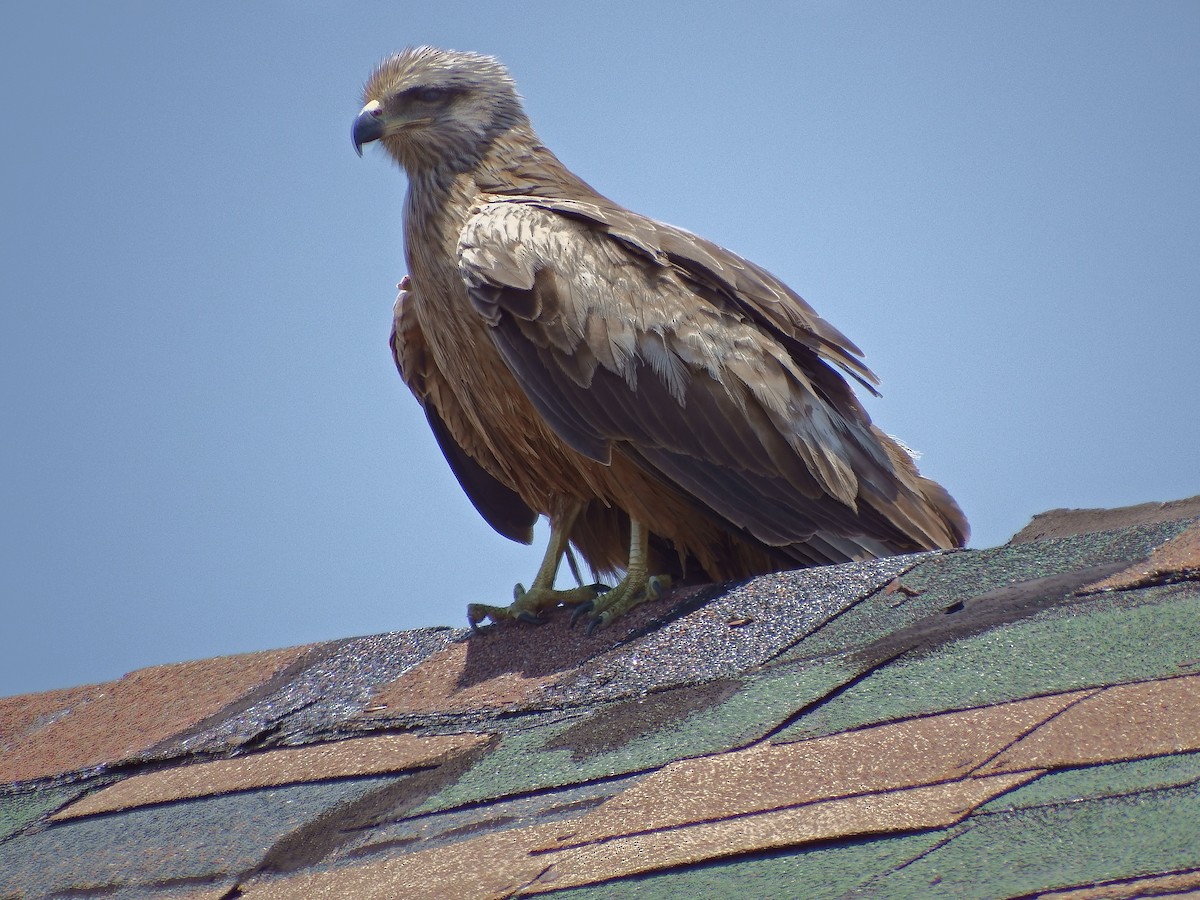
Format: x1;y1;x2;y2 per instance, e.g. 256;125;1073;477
352;106;385;157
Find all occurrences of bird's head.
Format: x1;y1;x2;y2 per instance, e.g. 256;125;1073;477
353;47;528;174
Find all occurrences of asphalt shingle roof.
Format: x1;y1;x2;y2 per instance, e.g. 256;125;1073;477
2;496;1199;899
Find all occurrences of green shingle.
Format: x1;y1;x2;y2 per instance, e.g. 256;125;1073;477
863;781;1200;899
592;658;858;770
978;750;1200;813
0;776;400;896
413;718;586;815
414;658;857;816
775;583;1200;741
0;785;85;843
781;518;1195;666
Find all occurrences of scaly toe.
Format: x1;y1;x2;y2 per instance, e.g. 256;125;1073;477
467;602;512;632
582;573;672;632
467;582;607;631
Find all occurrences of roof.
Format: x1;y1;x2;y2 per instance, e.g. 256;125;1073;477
3;496;1200;899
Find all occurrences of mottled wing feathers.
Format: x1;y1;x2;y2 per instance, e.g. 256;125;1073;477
458;200;966;557
497;194;880;399
391;284;537;544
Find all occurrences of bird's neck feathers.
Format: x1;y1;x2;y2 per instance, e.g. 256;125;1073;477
475;127;607;202
405;123;606;230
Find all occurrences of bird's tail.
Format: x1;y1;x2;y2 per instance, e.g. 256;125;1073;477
870;426;970;552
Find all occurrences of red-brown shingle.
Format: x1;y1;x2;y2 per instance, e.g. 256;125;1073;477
545;690;1084;848
53;732;490;820
237;772;1036;899
1038;868;1200;898
361;641;557;716
1083;522;1200;593
527;772;1038;896
0;646;312;783
980;674;1200;774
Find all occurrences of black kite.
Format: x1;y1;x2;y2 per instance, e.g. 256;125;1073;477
352;47;968;630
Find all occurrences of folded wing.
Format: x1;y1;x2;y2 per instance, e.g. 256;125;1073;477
457;199;967;561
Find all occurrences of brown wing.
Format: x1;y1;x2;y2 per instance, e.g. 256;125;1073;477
496;193;881;398
391;281;537;545
458;200;967;559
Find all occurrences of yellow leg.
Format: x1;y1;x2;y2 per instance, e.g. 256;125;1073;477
466;500;604;630
571;519;672;633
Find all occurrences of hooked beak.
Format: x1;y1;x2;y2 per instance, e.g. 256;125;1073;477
352;100;385;157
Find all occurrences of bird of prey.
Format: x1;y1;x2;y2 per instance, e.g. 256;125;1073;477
352;47;968;631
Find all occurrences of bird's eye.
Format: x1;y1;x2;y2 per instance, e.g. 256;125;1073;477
410;86;449;104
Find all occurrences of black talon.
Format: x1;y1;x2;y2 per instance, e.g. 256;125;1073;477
515;610;547;626
585;612;607;636
569;600;595;627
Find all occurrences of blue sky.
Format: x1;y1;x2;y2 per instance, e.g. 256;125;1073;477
3;3;1197;697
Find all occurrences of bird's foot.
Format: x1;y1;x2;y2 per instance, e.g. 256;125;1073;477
467;582;606;631
571;572;673;634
